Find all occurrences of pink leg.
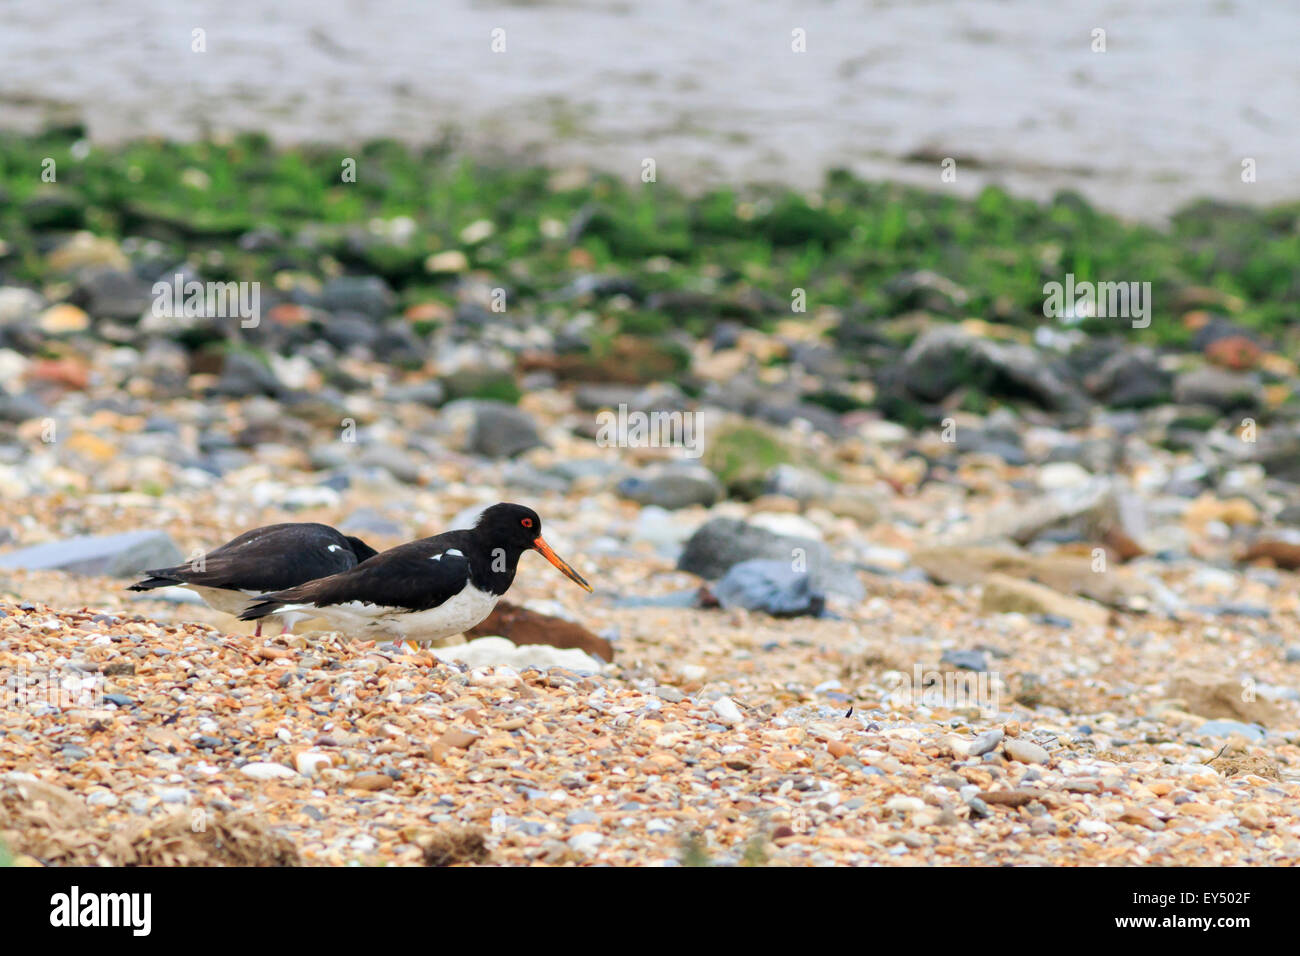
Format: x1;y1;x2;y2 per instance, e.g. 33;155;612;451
254;621;262;637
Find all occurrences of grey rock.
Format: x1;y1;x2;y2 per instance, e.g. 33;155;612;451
320;275;395;319
1172;366;1260;413
1196;719;1266;741
677;517;862;599
371;322;427;367
1044;439;1120;474
899;326;1088;416
358;445;422;484
0;530;182;578
319;312;381;351
387;381;446;407
1082;347;1172;407
546;458;625;485
764;464;832;502
968;729;1004;757
0;392;49;424
954;428;1028;466
754;400;846;437
466;402;544;458
71;268;153;321
712;559;826;617
617;467;721;510
502;462;570;494
941;649;990;672
213;352;284;397
339;507;406;538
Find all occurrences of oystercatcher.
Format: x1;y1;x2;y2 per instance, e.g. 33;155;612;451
128;523;378;635
238;503;591;645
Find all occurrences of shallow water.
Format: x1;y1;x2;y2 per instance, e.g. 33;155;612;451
2;0;1297;220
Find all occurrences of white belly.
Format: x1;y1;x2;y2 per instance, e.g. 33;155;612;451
191;586;260;616
191;586;311;633
309;587;500;643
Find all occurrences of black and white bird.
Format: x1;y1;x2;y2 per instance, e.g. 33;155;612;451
128;523;378;635
238;503;591;645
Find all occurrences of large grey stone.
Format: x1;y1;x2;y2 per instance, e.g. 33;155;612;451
899;325;1088;416
0;531;183;577
466;402;544;458
712;559;826;617
678;517;862;599
617;467;722;510
1172;366;1260;413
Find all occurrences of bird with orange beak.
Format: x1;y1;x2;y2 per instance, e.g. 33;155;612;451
240;503;591;645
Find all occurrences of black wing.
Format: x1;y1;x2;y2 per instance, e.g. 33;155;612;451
239;532;475;620
129;523;361;593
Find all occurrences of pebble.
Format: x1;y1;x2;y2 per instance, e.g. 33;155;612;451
1003;739;1050;765
969;729;1004;757
712;697;744;726
239;762;297;780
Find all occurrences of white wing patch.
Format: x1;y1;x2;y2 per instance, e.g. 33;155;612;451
327;544;343;553
430;548;465;562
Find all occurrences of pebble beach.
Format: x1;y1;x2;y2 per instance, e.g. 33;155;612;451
2;125;1300;868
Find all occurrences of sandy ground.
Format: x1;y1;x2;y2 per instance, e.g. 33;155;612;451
3;481;1299;866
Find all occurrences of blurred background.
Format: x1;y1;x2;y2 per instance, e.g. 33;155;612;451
3;0;1298;219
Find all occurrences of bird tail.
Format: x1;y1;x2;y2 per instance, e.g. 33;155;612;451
239;597;287;621
127;574;184;592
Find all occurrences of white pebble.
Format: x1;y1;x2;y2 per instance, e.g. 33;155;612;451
712;697;744;726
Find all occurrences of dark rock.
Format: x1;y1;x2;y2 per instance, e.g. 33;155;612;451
371;322;427;367
212;352;284;398
70;268;153;321
320;275;395;319
897;326;1088;417
711;559;826;617
677;518;862;599
319;312;381;351
1082;347;1172;407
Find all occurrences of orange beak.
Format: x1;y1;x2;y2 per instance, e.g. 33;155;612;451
533;536;592;592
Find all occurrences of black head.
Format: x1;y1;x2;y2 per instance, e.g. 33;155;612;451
345;536;379;563
473;502;591;592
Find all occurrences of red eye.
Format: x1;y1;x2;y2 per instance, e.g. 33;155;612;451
521;518;533;528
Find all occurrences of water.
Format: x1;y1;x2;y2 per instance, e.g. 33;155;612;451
2;0;1297;220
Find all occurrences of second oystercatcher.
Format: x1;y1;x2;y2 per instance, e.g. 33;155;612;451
238;502;592;645
129;523;378;635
